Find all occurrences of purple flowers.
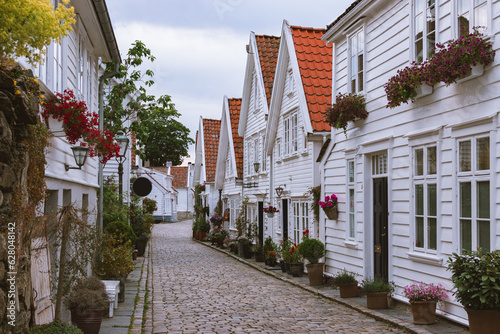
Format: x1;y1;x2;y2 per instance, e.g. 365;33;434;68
318;194;338;209
263;206;279;213
385;28;495;108
325;93;368;134
403;281;448;303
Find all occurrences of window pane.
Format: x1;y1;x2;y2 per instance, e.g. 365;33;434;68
428;217;437;250
415;148;424;175
477;181;490;219
460;182;471;218
349;189;355;213
348;161;355;183
351;78;356;93
475;3;487;32
416;217;424;248
478;220;490;252
427;31;435;59
459;140;471;172
477;137;489;170
416;184;424;215
458;14;470;37
428;184;437;216
460;219;472;252
427;146;437;174
415;0;424;14
350;213;355;238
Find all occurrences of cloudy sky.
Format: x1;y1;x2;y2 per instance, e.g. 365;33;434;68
105;0;353;165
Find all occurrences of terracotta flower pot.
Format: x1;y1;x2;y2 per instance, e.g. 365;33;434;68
305;263;324;286
410;301;436;324
466;308;500;334
366;292;388;309
339;282;358;298
71;308;104;334
290;263;304;277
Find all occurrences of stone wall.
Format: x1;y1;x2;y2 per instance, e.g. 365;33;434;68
0;63;40;333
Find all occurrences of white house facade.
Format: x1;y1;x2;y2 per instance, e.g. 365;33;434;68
321;0;500;325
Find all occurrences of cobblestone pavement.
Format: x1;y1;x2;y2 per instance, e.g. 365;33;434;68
145;221;405;334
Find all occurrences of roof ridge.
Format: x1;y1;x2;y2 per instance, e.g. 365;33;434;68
290;25;326;32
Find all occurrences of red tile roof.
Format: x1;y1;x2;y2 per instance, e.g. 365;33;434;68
255;35;280;107
291;25;332;132
228;98;243;179
170;166;189;188
203;118;221;182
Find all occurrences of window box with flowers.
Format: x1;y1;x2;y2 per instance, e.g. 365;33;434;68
385;28;495;108
325;93;368;135
263;206;279;218
318;194;338;220
42;89;120;163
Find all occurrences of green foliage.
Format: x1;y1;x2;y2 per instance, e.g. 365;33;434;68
298;238;325;264
447;250;500;310
309;185;321;223
142;197;156;214
104;220;137;245
331;270;358;286
235;197;249;238
362;278;394;294
29;320;83;334
64;276;109;312
263;236;277;255
103;178;129;228
279;238;293;262
93;234;135;279
103;41;193;165
0;0;75;65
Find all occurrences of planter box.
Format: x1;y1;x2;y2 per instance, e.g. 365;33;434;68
366;292;388;309
339;282;358;298
415;83;433;99
466;307;500;334
458;64;484;83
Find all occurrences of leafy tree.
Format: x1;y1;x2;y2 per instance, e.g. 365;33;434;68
103;41;193;166
0;0;75;64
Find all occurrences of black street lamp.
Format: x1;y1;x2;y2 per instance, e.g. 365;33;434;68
115;131;129;203
65;145;89;171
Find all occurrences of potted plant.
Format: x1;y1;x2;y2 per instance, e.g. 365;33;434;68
64;276;109;334
29;320;83;334
298;230;325;286
265;250;278;267
362;278;394;309
318;194;338;220
289;243;304;277
447;250;500;333
279;238;293;273
253;243;264;262
223;208;230;222
402;281;448;325
262;236;277;265
331;270;358;298
263;205;279;218
325;93;368;135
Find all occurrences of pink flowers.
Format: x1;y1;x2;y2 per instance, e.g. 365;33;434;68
318;194;338;209
325;93;368;134
263;206;279;213
403;282;448;303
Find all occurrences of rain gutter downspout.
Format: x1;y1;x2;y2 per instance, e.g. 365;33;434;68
93;0;122;235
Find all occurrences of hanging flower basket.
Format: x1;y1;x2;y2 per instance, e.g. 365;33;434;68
325;93;367;135
267;212;275;218
263;206;279;217
318;194;338;220
323;205;338;220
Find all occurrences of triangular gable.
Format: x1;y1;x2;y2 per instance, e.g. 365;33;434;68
266;20;332;155
203;118;221;183
239;33;280;137
216;96;243;188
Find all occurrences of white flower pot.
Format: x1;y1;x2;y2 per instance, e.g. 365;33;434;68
415;84;433;99
46;117;66;137
457;64;484;83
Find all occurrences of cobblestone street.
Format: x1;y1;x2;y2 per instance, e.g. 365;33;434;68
144;221;405;333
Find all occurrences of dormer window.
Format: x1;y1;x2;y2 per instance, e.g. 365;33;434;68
286;69;294;96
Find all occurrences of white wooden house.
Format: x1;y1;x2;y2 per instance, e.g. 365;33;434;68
238;33;280;244
23;0;121;324
140;166;178;222
215;96;244;232
320;0;500;325
170;164;195;220
193;117;221;217
265;21;332;244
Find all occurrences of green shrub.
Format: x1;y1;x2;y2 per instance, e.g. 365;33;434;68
104;220;137;245
331;269;357;286
362;277;393;294
64;276;109;312
142;198;156;214
263;236;276;255
298;238;325;264
30;320;83;334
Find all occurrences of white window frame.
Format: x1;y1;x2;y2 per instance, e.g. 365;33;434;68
347;159;355;239
457;134;491;253
283;112;298;156
412;144;439;253
412;0;436;63
261;134;267;172
292;200;309;243
286;69;294;96
254;138;259;174
348;28;364;94
456;0;489;37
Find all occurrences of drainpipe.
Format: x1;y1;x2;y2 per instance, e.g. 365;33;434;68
92;0;122;235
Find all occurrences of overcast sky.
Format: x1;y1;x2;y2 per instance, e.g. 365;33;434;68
105;0;353;165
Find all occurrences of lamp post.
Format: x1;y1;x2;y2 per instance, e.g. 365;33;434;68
115;131;129;204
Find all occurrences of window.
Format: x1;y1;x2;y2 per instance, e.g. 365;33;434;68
458;135;490;252
53;42;63;92
347;160;355;239
253;71;260;112
414;0;436;63
78;36;85;100
293;201;309;243
254;138;259;174
283;113;298;156
261;134;266;171
286;69;294;95
225;150;232;178
372;153;388;175
457;0;488;36
349;29;364;93
413;145;438;251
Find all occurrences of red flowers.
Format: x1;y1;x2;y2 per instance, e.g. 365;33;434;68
42;89;120;163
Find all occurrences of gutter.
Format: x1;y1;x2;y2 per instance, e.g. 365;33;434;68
92;0;122;235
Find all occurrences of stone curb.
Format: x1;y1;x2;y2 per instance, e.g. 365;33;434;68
195;239;433;334
128;242;151;334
